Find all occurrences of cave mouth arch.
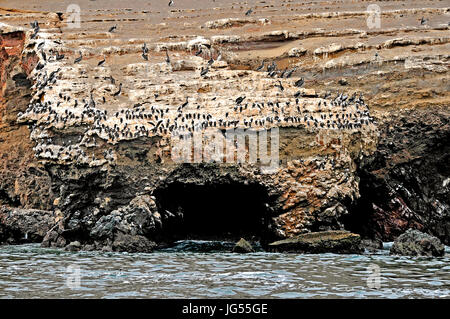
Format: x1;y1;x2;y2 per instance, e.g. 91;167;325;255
153;181;274;245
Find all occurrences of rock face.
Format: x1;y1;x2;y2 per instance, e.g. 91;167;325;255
267;230;363;254
0;1;448;251
345;108;450;245
390;229;445;257
0;27;54;210
42;195;159;252
0;206;56;244
65;240;81;252
233;238;255;253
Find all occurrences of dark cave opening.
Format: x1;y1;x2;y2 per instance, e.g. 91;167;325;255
153;181;274;245
342;169;385;241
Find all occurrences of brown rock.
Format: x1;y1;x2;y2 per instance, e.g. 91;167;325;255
268;230;364;254
232;238;255;253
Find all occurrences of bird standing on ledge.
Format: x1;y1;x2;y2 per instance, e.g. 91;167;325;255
108;24;117;33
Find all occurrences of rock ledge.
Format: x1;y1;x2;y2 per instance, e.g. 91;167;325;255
268;230;363;254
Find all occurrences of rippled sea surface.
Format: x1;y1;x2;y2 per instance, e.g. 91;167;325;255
0;242;449;298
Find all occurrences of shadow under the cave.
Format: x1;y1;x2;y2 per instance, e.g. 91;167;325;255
153;181;275;246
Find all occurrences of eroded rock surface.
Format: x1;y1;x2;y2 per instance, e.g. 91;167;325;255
390;229;445;257
0;0;448;251
267;230;363;254
0;206;56;243
233;238;255;253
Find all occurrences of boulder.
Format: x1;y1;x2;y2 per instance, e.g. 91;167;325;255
390;229;445;257
267;230;363;254
232;238;255;253
112;233;156;253
361;238;383;252
65;241;81;252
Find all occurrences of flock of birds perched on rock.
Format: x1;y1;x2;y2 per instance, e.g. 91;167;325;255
20;12;376;164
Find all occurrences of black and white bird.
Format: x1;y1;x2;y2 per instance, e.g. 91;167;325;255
165;50;171;64
276;81;284;91
420;17;428;25
284;67;296;78
113;83;122;97
181;97;188;109
294;77;304;88
168;0;174;7
142;42;149;53
30;21;39;30
74;52;82;64
235;96;246;105
245;9;253;16
30;21;40;39
200;66;209;77
108;24;117;33
256;60;265;71
142;43;149;61
55;51;65;61
98;57;106;66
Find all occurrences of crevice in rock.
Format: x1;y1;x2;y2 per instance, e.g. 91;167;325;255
0;189;21;207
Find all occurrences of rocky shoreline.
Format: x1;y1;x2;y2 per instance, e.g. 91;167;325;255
0;0;448;254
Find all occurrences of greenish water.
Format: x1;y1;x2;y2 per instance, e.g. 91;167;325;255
0;242;449;298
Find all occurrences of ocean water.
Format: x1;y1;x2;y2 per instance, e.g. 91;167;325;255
0;241;449;298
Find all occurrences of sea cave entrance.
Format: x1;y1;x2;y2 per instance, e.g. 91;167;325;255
153;181;274;245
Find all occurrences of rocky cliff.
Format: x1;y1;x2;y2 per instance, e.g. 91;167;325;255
0;0;448;251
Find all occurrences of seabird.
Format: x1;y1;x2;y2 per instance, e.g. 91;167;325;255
36;62;45;71
294;77;304;88
108;24;117;33
284;67;296;78
30;21;39;30
113;83;122;97
245;9;253;16
142;42;149;54
181;97;188;108
168;0;174;6
256;60;265;71
267;61;276;72
55;51;64;61
98;57;106;66
235;96;246;104
200;67;209;77
276;81;284;91
74;52;82;64
165;50;171;64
